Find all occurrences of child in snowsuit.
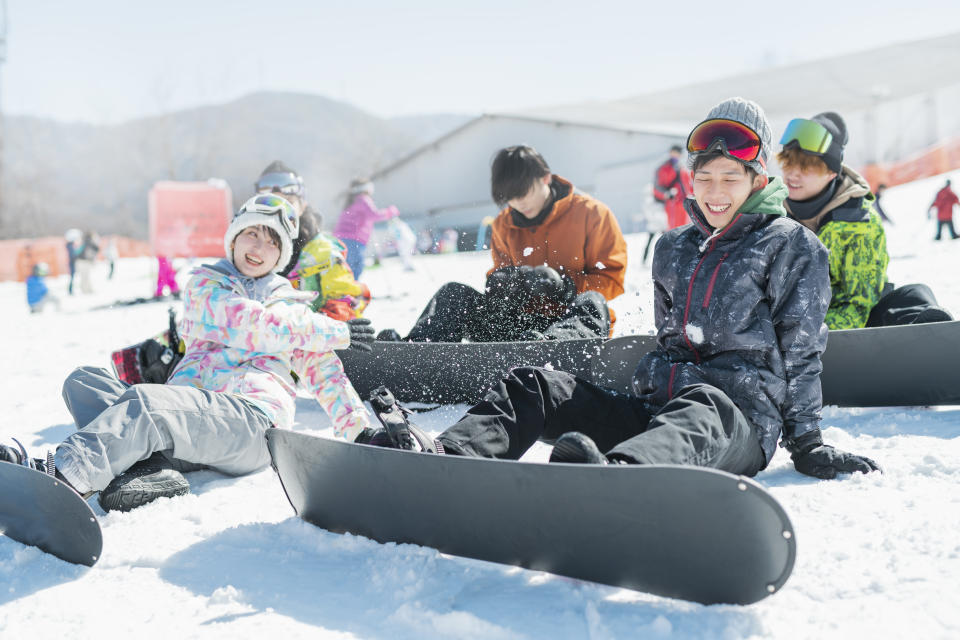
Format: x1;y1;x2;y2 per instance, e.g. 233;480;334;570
2;194;376;510
154;255;180;298
366;98;880;481
26;262;60;313
333;178;399;278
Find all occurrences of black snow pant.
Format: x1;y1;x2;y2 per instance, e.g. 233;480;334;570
436;367;767;477
866;283;953;327
405;282;610;342
934;219;959;240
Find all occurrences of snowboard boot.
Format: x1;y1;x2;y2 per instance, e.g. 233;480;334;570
549;432;613;465
97;452;190;512
362;385;444;454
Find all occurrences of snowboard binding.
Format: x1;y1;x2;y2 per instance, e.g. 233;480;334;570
363;386;444;454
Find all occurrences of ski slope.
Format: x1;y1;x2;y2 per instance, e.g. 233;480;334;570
1;172;959;639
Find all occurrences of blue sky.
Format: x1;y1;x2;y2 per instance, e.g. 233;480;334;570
4;0;960;124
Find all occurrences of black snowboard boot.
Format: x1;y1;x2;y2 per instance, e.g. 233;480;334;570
362;386;444;454
549;432;611;465
97;453;190;512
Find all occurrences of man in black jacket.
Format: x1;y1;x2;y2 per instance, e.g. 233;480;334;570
364;98;879;481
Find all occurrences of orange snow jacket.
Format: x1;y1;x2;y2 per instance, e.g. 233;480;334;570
488;176;627;330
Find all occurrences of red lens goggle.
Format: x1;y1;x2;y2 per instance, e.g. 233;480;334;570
686;118;762;163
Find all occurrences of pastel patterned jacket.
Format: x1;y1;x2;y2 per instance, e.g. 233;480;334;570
167;259;371;440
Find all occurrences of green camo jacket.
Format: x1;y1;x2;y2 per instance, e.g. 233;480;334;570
789;167;889;330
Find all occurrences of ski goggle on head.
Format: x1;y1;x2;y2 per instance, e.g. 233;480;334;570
236;194;300;238
779;118;834;155
255;172;304;197
686;119;762;163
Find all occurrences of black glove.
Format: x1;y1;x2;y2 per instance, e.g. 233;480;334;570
346;317;375;352
518;265;576;303
787;430;881;480
484;267;520;295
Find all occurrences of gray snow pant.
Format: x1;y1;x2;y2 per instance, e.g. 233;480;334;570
55;366;273;494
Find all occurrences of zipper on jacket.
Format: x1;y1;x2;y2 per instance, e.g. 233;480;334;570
681;254;708;364
701;252;730;309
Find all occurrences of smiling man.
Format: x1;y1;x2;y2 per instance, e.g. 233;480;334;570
382;145;627;343
778;113;952;328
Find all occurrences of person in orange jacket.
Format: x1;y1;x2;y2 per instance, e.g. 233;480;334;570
653;144;693;230
380;145;627;342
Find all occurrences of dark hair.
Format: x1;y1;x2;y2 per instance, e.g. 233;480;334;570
490;145;551;206
691;151;758;180
234;224;282;249
670;144;683;153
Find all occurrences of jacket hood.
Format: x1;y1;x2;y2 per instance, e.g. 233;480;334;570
198;259;314;305
685;177;788;243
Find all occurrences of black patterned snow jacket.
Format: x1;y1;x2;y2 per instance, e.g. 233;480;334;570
633;178;831;466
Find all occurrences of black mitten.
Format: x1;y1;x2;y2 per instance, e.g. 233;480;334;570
518;265;576;303
787;430;881;480
346;317;375;352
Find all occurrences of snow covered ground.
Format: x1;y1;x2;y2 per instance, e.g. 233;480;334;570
1;172;959;639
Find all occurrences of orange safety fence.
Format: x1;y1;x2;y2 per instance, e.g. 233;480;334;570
862;137;960;191
0;235;152;282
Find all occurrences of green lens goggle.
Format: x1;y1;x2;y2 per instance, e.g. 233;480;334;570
779;119;833;154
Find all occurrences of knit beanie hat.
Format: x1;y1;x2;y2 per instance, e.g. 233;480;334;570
224;195;298;273
690;97;772;175
259;160;299;179
810;112;848;174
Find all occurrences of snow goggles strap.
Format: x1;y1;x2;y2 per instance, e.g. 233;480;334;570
686;118;762;163
238;194;300;238
779;118;834;155
255;172;303;197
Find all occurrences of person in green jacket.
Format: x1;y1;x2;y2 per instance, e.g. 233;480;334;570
776;112;953;329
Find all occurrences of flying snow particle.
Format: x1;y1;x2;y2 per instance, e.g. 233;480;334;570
595;261;606;269
685;324;704;344
523;247;534;256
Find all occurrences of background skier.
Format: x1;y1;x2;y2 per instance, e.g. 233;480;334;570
333;178;400;278
928;179;959;240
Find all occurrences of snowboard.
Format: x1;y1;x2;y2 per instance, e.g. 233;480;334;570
266;429;796;605
0;462;103;566
336;338;604;404
591;320;960;407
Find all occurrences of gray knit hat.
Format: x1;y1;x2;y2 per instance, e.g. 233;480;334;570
688;97;772;175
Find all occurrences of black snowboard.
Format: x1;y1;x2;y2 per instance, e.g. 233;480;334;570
0;463;102;566
591;320;960;407
266;429;796;605
337;338;603;404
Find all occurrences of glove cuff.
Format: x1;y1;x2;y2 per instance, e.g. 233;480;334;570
783;429;824;458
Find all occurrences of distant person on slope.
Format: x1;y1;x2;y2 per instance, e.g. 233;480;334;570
653;144;693;230
777;112;952;328
333;178;399;278
154;255;181;299
26;262;60;313
256;162;371;321
362;98;879;482
1;195;376;511
873;183;893;224
928;179;959;241
378;145;627;342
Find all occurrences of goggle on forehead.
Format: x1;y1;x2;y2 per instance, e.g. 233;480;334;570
237;194;299;238
779;119;834;155
255;172;304;197
687;118;763;163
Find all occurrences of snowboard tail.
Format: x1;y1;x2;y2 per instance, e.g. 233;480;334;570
266;429;796;605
